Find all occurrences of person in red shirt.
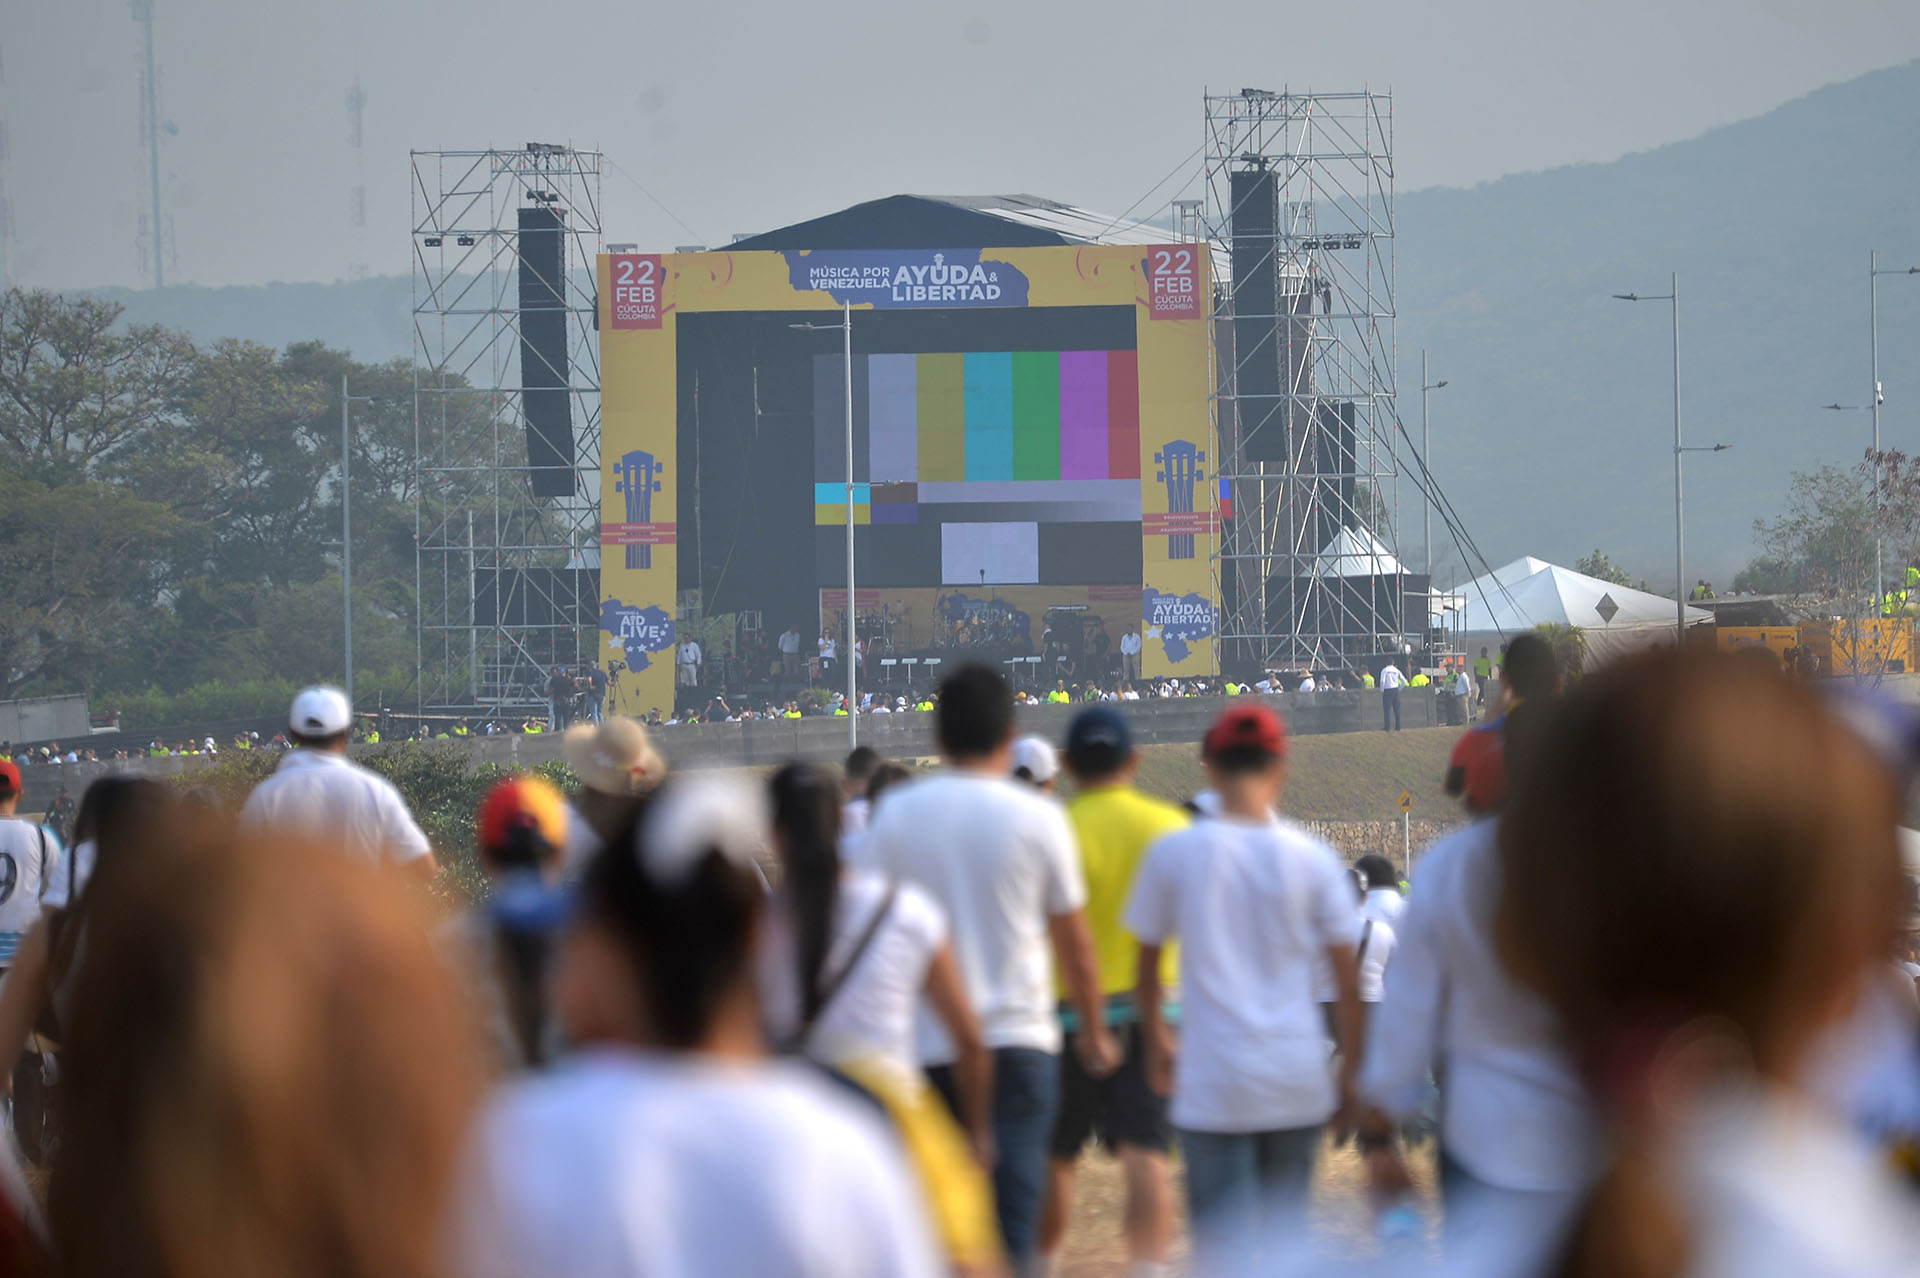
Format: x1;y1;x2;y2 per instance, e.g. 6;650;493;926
1444;635;1559;815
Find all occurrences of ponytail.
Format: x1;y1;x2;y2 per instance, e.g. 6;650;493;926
768;765;843;1027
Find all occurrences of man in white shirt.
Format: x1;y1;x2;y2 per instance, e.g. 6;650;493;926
1452;666;1474;727
778;625;803;682
240;687;437;878
0;761;61;968
676;637;702;688
1297;672;1317;693
1119;626;1143;683
1378;660;1406;731
1125;702;1362;1265
862;664;1117;1271
1354;816;1598;1253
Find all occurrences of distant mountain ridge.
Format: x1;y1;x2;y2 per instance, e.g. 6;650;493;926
85;60;1920;582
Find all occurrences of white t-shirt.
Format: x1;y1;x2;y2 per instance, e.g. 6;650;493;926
760;872;948;1085
1677;1084;1920;1278
39;836;95;911
0;818;61;965
238;750;432;867
1379;664;1406;690
1121;632;1142;656
1123;814;1361;1132
457;1049;940;1278
864;770;1086;1062
678;641;701;666
1297;676;1317;692
1317;912;1397;1004
819;637;837;661
778;630;801;655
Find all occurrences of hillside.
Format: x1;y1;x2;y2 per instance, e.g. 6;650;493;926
1130;726;1460;823
88;60;1920;583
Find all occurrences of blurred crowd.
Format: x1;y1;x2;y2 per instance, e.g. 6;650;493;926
0;641;1915;1277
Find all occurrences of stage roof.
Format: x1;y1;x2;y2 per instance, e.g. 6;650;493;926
726;193;1175;253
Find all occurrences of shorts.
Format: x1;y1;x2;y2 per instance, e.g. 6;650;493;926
1049;1019;1172;1159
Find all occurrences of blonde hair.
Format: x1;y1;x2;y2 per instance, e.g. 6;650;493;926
1497;648;1903;1278
52;839;484;1278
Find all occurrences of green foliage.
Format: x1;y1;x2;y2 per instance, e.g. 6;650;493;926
174;748;282;806
1732;554;1797;595
1752;463;1878;614
1573;549;1633;587
179;744;584;907
110;678;302;733
1533;622;1588;680
0;288;501;710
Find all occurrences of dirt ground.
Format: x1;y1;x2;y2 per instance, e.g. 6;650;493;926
1056;1138;1438;1274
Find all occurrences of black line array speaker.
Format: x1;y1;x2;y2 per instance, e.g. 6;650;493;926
1228;168;1282;464
518;205;575;498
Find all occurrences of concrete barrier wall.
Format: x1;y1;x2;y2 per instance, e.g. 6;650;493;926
16;688;1441;810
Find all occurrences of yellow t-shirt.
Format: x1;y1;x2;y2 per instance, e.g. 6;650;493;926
1061;785;1189;998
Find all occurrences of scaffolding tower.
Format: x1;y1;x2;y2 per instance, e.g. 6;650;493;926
1203;90;1403;673
412;145;604;713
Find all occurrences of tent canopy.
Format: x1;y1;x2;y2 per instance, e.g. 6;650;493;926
1453;557;1711;664
1311;527;1405;579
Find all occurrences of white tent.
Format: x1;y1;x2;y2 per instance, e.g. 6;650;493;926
1310;527;1404;579
1454;556;1712;665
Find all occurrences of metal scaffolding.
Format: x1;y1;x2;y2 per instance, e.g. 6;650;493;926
411;145;604;713
1203;90;1403;673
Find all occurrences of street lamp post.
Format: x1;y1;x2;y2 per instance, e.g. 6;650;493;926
1867;254;1918;609
1613;276;1728;643
791;304;858;749
1824;256;1917;615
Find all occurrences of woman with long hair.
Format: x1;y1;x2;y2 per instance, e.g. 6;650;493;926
1496;648;1920;1275
457;776;940;1277
0;776;179;1165
762;764;1002;1274
50;833;483;1278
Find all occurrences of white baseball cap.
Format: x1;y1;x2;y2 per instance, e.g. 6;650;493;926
289;686;353;737
1010;736;1059;785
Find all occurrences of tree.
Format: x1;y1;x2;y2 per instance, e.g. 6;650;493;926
1534;622;1588;680
1731;554;1796;595
0;473;180;698
1752;463;1877;613
0;289;195;485
1573;549;1632;586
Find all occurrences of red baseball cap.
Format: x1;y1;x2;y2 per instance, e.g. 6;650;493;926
0;760;19;796
1203;703;1289;760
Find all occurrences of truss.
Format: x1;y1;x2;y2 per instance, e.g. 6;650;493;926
1203;90;1404;673
411;145;604;712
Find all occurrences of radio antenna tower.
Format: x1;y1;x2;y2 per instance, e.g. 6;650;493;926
347;75;369;280
131;0;164;287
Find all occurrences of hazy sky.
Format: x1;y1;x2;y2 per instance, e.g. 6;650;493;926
7;0;1920;290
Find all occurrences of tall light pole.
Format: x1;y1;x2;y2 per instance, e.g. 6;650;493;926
1419;349;1448;581
1867;255;1918;609
1614;276;1728;642
340;376;374;707
791;304;858;748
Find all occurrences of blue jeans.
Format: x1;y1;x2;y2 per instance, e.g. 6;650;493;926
928;1046;1060;1268
1180;1125;1322;1266
1382;687;1402;731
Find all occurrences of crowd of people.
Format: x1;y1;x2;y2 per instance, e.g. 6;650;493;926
0;640;1915;1276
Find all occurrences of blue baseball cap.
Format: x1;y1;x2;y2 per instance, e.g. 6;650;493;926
1065;706;1133;773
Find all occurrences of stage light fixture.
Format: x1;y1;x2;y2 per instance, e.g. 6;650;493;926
456;235;476;246
423;236;443;247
